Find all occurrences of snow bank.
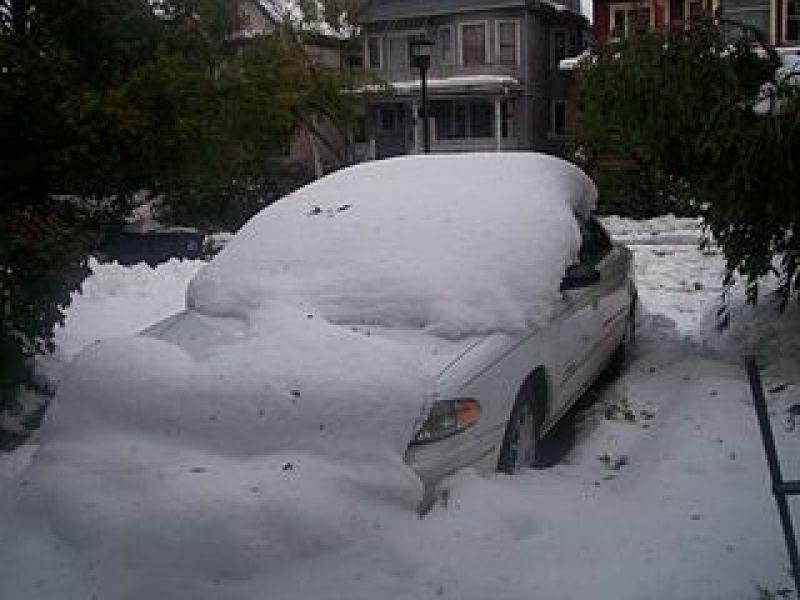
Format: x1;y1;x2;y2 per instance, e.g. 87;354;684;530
53;257;203;360
189;153;595;339
602;215;725;334
602;214;704;245
699;278;800;377
3;154;597;597
6;311;429;595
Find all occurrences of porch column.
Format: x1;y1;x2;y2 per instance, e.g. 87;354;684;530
411;101;420;154
494;97;502;152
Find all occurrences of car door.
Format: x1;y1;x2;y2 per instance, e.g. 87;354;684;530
550;214;615;423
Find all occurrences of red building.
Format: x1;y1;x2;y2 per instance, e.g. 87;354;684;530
592;0;799;48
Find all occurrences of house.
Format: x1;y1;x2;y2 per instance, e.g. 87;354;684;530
354;0;589;159
592;0;799;48
237;0;350;176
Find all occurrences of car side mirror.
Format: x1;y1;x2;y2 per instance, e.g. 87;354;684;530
560;263;601;292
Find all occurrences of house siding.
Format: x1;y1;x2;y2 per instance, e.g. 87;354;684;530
593;0;799;46
357;1;587;158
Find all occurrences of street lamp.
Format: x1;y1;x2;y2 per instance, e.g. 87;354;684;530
409;37;434;153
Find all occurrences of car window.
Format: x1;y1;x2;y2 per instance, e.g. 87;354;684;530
577;215;612;265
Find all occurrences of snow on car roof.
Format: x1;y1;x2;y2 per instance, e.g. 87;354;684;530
188;152;596;339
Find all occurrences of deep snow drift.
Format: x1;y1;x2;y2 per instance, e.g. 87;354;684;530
189;153;595;338
2;212;799;599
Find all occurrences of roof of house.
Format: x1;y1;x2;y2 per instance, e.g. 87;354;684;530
360;0;529;22
360;0;584;23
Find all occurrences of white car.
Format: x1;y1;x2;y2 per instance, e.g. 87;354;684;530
143;153;636;503
404;211;636;488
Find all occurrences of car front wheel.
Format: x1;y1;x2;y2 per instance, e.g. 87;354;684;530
497;379;542;474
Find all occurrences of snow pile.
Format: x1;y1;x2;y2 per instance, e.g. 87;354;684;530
2;153;596;598
189;153;595;339
9;321;427;589
602;215;725;334
699;277;800;377
602;214;705;245
1;258;204;443
53;257;203;360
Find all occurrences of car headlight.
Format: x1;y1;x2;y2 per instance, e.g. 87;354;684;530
410;398;480;445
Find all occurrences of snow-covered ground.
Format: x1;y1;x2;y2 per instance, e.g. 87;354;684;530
1;214;799;599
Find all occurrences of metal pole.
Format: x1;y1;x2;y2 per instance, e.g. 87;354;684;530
746;356;800;597
420;63;430;153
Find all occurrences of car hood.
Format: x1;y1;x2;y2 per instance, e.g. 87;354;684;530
141;310;485;379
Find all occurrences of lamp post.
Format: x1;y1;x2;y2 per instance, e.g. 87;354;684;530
409;37;434;153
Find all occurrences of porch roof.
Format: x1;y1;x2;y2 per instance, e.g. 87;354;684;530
354;74;522;96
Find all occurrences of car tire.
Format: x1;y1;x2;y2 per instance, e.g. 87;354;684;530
609;299;636;372
497;376;544;474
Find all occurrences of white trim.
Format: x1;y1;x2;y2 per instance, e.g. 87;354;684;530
364;35;383;69
495;19;521;66
458;20;491;66
350;74;521;95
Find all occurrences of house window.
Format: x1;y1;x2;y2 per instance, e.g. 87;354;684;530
365;36;382;69
501;101;513;138
353;116;367;143
720;0;769;41
431;100;495;139
496;20;519;65
551;29;567;68
470;102;493;137
454;103;467;137
684;0;715;22
388;36;408;71
551;100;567;137
610;3;651;38
439;26;454;64
348;52;363;68
460;22;488;65
379;108;396;133
787;0;800;42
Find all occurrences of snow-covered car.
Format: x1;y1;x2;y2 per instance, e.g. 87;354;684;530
139;153;636;500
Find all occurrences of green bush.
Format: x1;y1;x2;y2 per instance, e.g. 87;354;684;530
594;170;698;218
577;23;800;304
